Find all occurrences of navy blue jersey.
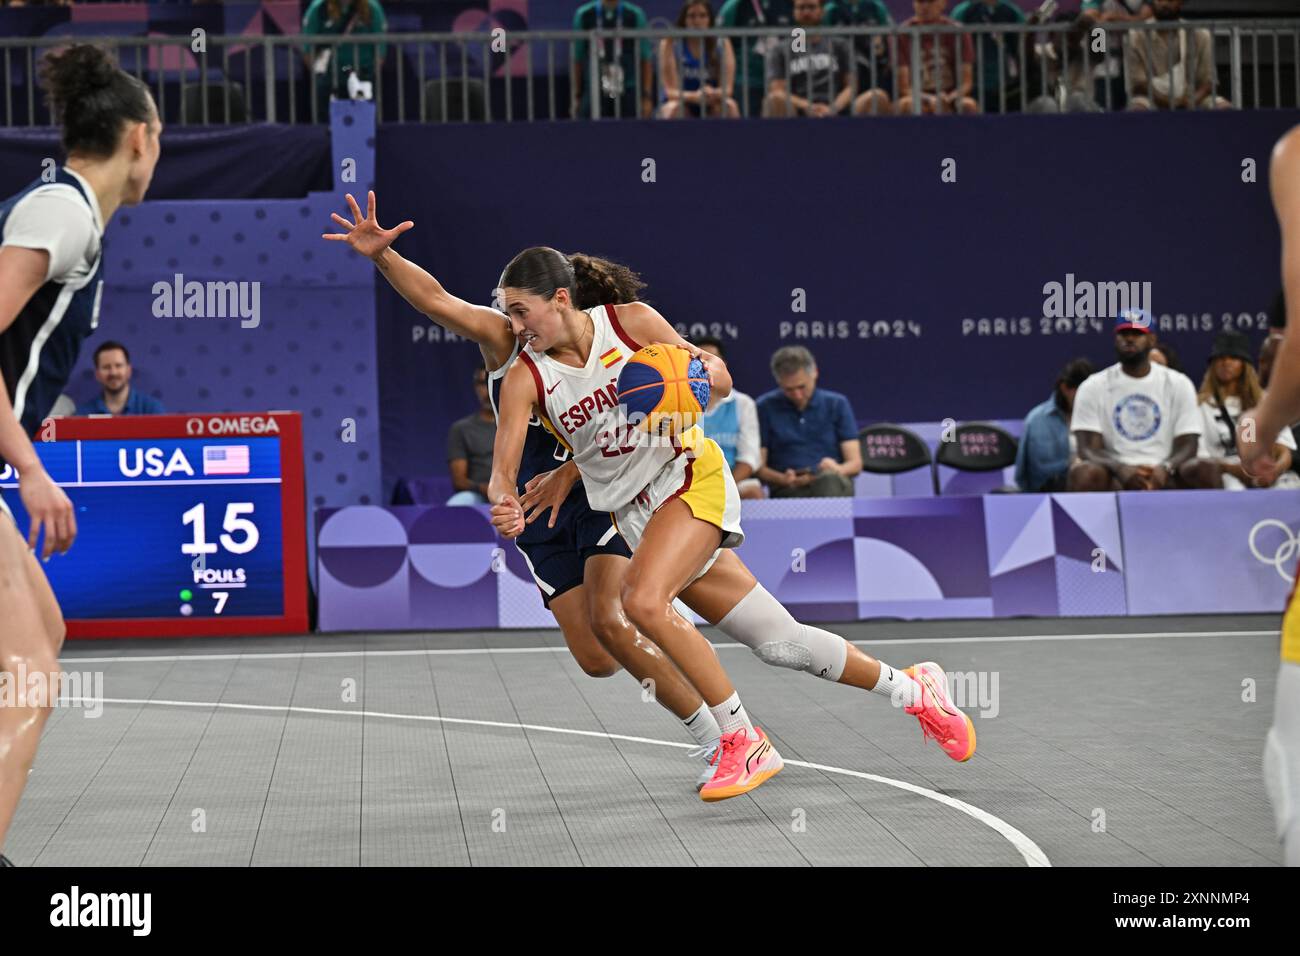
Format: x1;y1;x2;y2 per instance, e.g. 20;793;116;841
487;339;591;545
0;170;104;437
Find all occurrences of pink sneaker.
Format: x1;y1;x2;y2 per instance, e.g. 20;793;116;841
699;727;784;802
903;662;976;762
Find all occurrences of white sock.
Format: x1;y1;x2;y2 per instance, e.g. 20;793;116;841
709;692;754;736
871;662;919;708
681;702;722;745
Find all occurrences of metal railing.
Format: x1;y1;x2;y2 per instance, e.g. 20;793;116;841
1;17;1296;126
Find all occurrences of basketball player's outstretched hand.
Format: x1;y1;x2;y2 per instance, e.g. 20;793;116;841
490;494;526;539
322;190;414;260
1238;412;1283;486
19;465;76;560
521;464;578;529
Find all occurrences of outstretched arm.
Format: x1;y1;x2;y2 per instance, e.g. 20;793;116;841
323;190;517;369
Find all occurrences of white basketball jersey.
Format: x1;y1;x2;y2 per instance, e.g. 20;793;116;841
518;304;695;512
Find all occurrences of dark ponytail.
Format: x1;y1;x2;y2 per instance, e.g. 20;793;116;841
498;246;646;311
569;252;646;309
40;45;153;159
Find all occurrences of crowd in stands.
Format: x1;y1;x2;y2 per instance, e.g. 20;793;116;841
0;0;1260;119
566;0;1234;118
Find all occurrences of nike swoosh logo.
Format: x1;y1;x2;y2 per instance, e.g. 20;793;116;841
922;675;958;717
746;741;771;775
546;381;561;394
730;704;741;715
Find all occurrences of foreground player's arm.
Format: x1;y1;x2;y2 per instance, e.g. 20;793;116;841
613;302;733;400
520;459;581;529
0;246;76;558
487;363;536;538
324;191;517;369
1242;129;1300;480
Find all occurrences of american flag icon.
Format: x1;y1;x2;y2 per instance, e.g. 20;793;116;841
203;445;250;476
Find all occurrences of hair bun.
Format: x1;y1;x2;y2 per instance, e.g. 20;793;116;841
41;45;118;115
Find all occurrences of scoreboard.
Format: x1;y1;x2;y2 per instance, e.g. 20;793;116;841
0;412;309;638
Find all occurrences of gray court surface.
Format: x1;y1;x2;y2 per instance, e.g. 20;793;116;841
6;614;1286;866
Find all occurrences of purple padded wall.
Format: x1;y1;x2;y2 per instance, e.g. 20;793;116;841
70;101;380;521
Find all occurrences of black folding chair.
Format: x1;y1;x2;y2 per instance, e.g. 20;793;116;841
932;421;1019;495
858;425;934;490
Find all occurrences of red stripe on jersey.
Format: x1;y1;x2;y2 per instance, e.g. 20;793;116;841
605;303;641;353
654;459;695;515
518;351;557;433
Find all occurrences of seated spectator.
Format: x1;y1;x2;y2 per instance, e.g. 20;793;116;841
1148;337;1183;373
1125;0;1230;112
895;0;979;115
718;0;794;119
447;367;496;506
1197;330;1297;490
1015;357;1095;493
756;345;862;497
694;336;763;499
659;1;740;118
952;0;1025;114
572;0;656;119
1080;0;1151;110
822;0;894;115
76;342;164;416
301;0;388;116
1025;14;1104;114
764;0;892;117
1068;310;1218;491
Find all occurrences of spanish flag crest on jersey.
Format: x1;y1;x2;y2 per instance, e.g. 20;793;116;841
599;346;623;368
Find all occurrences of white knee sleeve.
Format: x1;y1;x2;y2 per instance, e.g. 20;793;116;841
714;584;847;682
1266;663;1300;861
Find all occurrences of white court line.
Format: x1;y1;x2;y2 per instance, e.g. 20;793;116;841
65;695;1051;868
60;629;1277;665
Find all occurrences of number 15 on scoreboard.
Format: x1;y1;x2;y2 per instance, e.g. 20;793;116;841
181;502;259;615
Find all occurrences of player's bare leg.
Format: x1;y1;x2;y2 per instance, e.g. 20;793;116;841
0;516;66;856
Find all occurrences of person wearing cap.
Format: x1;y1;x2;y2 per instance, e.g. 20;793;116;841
1197;329;1296;490
1067;308;1217;491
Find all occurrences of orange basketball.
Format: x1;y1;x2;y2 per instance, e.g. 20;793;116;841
616;343;711;435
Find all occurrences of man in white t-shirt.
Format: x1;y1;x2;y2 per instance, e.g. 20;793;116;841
1068;309;1219;490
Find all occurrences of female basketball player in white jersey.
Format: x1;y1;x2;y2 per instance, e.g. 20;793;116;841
489;247;976;801
325;192;729;789
0;46;163;865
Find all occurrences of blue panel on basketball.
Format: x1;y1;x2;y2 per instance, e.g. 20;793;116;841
687;357;710;412
616;359;666;419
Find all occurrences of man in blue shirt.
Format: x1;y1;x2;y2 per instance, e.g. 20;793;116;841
756;345;861;497
1014;357;1093;492
76;341;165;415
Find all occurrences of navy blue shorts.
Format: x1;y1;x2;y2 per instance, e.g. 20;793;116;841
515;506;631;609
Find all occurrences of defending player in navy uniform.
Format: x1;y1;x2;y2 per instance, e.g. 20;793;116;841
0;45;162;865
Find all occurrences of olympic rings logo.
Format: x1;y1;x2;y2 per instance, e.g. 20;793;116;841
1248;519;1300;582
